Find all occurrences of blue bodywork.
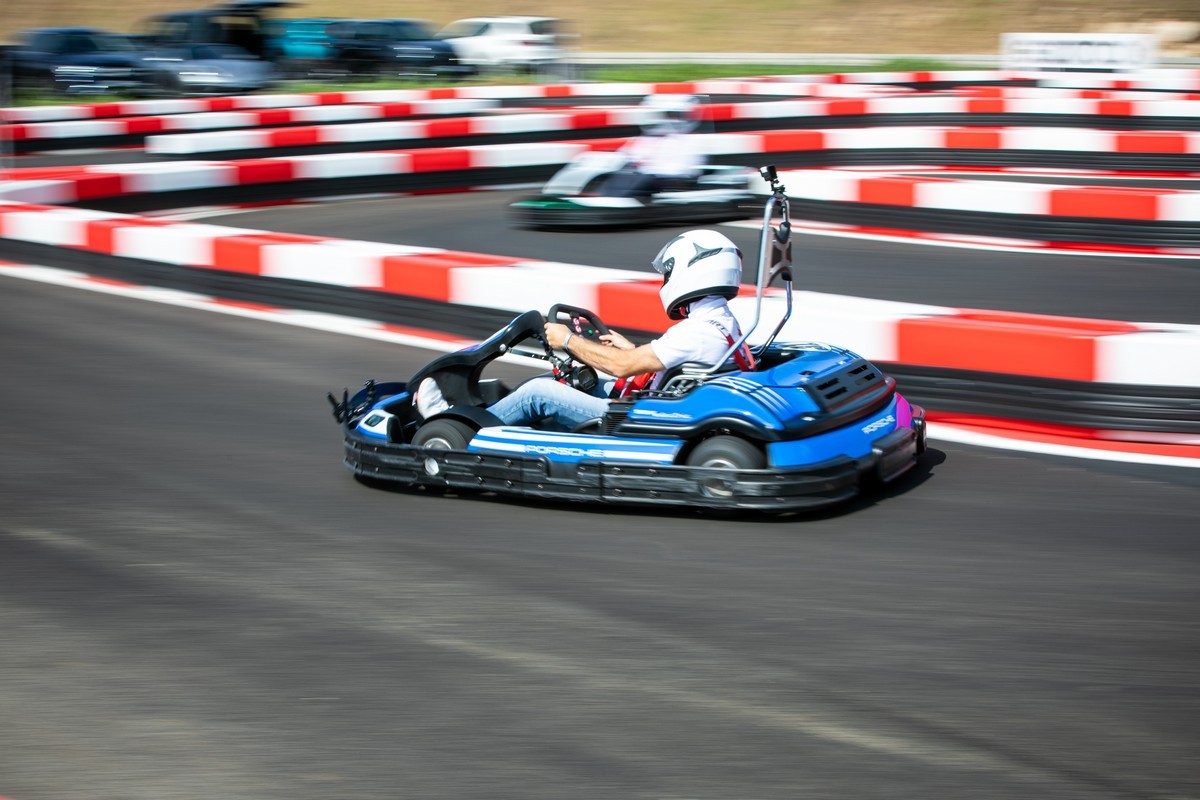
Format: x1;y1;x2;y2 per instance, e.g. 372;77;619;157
335;338;926;513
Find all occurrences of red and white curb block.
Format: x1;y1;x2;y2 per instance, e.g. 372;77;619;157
140;106;1200;158
2;199;1198;389
0;71;1002;124
0;86;534;123
956;85;1200;101
0;141;597;204
1027;68;1200;92
140;106;655;156
766;166;1200;231
702;93;1200;122
2;66;1195;129
5;98;503;146
725;214;1200;258
757;67;1200;92
924;418;1200;465
731;294;1200;388
11;88;1200;150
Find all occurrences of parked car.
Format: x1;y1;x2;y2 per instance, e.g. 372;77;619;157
434;16;565;74
139;0;298;60
262;16;338;77
7;27;156;96
324;18;467;80
140;42;280;95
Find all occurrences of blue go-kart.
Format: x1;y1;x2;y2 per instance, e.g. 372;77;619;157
328;165;927;513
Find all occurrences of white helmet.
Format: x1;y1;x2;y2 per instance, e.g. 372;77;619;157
639;93;700;135
652;229;743;319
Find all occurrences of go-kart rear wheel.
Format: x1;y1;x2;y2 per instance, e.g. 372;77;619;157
411;419;475;479
686;436;765;499
412;419;474;450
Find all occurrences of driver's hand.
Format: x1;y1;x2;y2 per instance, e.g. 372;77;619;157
544;322;570;350
600;331;635;350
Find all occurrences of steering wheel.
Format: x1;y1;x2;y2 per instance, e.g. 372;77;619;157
545;304;611;393
547;304;611;342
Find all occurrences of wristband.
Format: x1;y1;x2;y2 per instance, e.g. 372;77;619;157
562;332;574;352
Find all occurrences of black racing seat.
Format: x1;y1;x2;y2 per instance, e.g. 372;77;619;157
407;309;544;409
654;358;745;396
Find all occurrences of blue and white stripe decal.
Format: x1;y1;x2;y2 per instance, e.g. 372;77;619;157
468;427;681;464
708;376;797;417
356;410;393;440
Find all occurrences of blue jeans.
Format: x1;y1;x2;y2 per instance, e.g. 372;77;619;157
488;375;611;431
601;168;660;197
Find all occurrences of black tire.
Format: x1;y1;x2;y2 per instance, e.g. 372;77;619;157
685;435;765;499
411;419;474;450
29;71;60;98
166;74;186;97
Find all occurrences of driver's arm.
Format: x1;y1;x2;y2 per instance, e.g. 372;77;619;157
545;322;664;379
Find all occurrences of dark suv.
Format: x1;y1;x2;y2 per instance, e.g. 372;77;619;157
324;19;467;79
139;0;296;60
7;27;155;96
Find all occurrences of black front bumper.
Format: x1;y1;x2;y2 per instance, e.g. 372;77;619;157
511;196;756;230
342;417;924;514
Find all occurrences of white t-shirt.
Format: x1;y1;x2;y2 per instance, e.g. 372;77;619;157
647;296;742;389
624;132;704;178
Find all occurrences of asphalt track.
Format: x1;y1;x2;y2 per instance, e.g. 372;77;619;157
1;186;1198;798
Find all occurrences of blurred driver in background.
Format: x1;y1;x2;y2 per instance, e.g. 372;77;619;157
603;94;705;197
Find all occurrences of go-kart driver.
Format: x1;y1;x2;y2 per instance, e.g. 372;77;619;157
481;229;754;431
602;95;706;198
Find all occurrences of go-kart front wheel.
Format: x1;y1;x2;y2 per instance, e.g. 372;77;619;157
411;419;476;480
685;436;766;499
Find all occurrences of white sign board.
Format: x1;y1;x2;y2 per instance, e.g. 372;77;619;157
1000;32;1158;71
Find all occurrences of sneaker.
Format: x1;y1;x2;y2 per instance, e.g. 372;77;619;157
415;377;450;418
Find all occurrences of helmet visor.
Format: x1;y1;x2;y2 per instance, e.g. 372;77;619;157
651;234;685;284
